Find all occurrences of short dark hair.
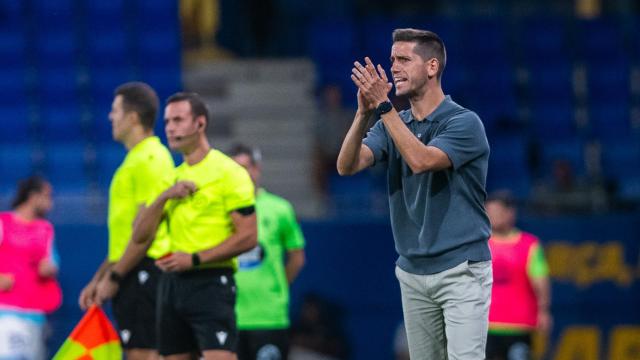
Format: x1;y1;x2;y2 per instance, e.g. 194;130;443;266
486;190;516;209
11;176;48;209
114;82;159;130
166;92;210;129
392;28;446;80
228;143;262;165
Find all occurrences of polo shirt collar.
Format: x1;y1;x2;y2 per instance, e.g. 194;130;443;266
403;95;452;123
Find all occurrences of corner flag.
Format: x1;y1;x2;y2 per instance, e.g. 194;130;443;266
52;305;122;359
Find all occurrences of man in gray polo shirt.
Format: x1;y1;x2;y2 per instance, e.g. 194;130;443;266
337;28;492;359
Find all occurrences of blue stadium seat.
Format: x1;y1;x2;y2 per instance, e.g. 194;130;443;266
575;18;627;62
38;66;80;104
487;136;531;199
461;18;508;60
39;104;85;143
530;101;576;140
0;144;37;188
464;65;518;131
586;60;630;104
0;68;28;105
86;29;130;68
520;17;568;62
43;143;89;192
528;61;574;103
136;30;181;68
616;176;640;201
308;19;358;97
33;0;76;31
0;0;25;27
35;30;78;66
85;0;124;19
94;143;126;189
85;0;127;38
0;105;31;143
0;31;26;67
540;139;586;177
600;139;640;179
589;103;631;140
135;0;179;34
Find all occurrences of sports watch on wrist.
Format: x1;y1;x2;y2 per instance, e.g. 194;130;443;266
375;100;393;117
192;253;201;267
109;270;123;284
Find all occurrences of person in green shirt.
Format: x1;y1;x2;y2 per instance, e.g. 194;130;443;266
229;143;306;360
77;82;175;360
131;92;258;360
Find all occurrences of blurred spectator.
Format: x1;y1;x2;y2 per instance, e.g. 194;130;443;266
230;143;307;360
531;159;607;213
289;294;349;360
0;176;62;360
485;191;552;360
313;84;354;194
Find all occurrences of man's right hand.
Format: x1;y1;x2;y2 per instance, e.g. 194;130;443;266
0;273;14;292
78;281;97;310
162;181;197;201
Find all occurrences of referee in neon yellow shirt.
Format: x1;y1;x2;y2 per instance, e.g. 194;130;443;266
131;92;258;360
78;82;175;360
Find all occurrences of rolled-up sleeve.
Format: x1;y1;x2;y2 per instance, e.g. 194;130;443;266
428;112;489;170
362;119;389;165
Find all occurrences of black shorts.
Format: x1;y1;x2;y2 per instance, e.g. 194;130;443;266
485;333;532;360
112;257;161;350
237;329;289;360
157;268;237;356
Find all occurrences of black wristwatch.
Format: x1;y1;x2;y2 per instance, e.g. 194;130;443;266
375;100;393;117
192;253;201;267
109;270;123;284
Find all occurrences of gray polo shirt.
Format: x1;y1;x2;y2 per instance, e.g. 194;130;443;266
363;96;491;275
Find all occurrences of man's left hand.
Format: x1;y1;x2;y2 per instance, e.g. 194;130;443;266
155;252;193;272
351;57;393;108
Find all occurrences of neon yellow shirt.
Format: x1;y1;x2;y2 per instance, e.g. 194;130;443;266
164;149;255;269
108;136;174;261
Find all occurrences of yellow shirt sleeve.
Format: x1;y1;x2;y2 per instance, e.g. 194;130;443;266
223;164;255;213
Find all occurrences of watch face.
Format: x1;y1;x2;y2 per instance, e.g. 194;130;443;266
377;101;392;115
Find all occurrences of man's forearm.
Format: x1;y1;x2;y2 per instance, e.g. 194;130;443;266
380;110;446;173
532;277;551;310
198;234;254;264
131;195;168;245
285;249;305;283
337;110;373;175
198;214;257;264
111;239;153;276
91;259;112;283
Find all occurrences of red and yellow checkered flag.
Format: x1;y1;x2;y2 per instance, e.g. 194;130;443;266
52;305;122;359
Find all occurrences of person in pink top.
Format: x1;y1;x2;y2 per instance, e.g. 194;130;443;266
0;176;62;360
485;191;552;360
